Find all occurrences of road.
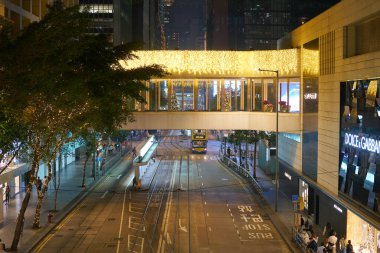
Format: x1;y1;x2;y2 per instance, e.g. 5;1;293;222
32;130;291;253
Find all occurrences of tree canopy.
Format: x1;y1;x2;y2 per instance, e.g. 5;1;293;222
0;1;166;249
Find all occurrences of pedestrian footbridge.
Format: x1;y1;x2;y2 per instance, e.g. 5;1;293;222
120;50;319;131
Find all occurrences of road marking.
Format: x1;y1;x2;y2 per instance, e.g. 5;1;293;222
209;226;212;232
117;174;122;179
179;219;188;232
204;201;207;205
116;188;127;253
100;190;108;199
33;202;85;252
166;232;172;245
207;212;209;217
158;160;178;253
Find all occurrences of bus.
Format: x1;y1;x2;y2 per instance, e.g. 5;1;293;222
191;130;208;153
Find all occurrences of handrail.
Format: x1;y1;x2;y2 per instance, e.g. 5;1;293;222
218;153;263;197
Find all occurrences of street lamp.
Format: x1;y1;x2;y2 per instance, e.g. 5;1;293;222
258;68;279;212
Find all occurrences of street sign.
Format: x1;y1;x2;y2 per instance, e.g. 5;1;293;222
292;195;299;202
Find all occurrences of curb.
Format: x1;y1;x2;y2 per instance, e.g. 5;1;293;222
23;153;129;253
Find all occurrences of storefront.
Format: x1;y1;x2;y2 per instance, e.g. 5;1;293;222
346;211;380;253
339;78;380;215
339;78;380;252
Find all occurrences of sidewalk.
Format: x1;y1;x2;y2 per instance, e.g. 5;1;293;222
0;140;142;252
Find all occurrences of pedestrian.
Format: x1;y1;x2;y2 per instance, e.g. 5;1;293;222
345;240;353;253
37;177;42;191
327;231;338;253
0;238;5;251
307;235;318;253
323;222;332;237
5;185;10;204
317;242;326;253
132;147;136;157
132;176;137;190
339;235;347;253
42;176;48;191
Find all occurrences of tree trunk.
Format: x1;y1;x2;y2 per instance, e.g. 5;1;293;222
32;189;46;228
82;156;88;187
33;159;53;228
54;152;62;212
253;141;258;179
11;156;39;250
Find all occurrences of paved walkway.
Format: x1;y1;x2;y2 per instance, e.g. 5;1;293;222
0;139;146;252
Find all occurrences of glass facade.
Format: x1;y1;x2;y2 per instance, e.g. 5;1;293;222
139;78;301;113
339;78;380;217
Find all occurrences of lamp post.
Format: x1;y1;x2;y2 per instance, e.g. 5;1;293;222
258;68;279;212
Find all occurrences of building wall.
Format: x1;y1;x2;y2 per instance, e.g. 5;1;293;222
279;133;302;173
288;0;380;194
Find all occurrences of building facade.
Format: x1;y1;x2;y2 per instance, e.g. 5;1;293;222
206;0;340;50
279;0;380;251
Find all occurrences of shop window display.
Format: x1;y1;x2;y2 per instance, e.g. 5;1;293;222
339;79;380;216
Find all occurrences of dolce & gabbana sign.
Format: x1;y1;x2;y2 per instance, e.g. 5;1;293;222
344;133;380;154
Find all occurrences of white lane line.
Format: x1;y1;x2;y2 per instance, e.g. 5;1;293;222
116;188;127;253
209;226;212;232
117;174;122;179
100;190;108;199
206;213;209;217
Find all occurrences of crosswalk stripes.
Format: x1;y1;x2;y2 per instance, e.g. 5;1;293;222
128;234;144;253
128;216;145;231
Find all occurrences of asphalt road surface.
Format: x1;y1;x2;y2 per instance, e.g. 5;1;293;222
32;130;291;253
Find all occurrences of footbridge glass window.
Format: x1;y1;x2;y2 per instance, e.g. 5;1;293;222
197;80;207;111
253;80;263;111
172;80;183;111
147;81;157;111
183;80;194;111
209;80;220;111
289;79;300;112
159;80;169;110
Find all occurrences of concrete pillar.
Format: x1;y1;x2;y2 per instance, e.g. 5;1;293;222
10;180;15;197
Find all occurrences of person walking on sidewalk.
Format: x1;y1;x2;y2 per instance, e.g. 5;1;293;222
132;147;137;158
42;176;48;191
0;238;5;251
5;185;10;204
345;240;354;253
339;235;347;253
37;177;42;191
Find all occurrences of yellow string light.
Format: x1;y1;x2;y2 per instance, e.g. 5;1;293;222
119;49;319;78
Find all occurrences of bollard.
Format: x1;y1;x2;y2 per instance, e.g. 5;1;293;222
48;212;53;223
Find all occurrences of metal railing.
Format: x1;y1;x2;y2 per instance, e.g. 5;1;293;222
218;153;263;197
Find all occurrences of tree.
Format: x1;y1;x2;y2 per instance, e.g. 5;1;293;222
246;130;265;179
0;107;26;175
79;129;99;187
110;129;130;153
0;2;165;250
